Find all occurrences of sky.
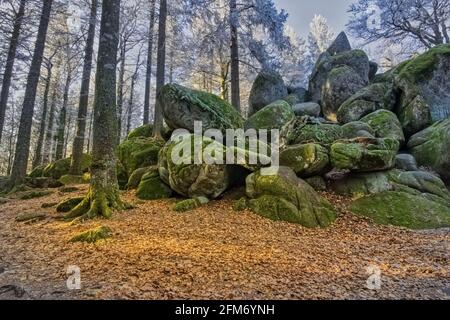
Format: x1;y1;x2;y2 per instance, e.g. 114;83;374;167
274;0;355;39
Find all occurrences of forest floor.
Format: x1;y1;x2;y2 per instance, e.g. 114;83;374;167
0;184;449;300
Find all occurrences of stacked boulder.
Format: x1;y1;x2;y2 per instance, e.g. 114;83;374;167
243;33;450;230
119;36;450;230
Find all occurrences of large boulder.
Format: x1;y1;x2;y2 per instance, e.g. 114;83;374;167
136;167;173;200
37;155;91;180
360;110;405;145
392;44;450;136
337;82;397;123
341;121;375;139
158;135;235;199
246;167;336;228
331;169;450;201
117;136;164;177
292;102;321;117
395;154;419;171
408;119;450;182
330;138;399;172
245;100;294;130
321;65;367;120
350;191;450;230
282;117;343;146
327;31;351;55
309;41;370;117
280;143;330;177
248;71;288;116
157;84;244;133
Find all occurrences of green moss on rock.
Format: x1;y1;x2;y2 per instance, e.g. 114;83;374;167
246;167;336;228
245;100;294;131
70;226;112;244
174;197;209;212
350;191;450;229
280;143;330;177
136;168;173;200
331;138;399;172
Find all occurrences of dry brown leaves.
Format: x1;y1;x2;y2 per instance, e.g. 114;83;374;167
0;185;448;300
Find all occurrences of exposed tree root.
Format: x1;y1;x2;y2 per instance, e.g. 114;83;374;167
64;187;125;221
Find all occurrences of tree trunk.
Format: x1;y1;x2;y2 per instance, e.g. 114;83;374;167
42;77;59;165
66;0;124;220
55;71;71;160
70;0;98;175
0;0;26;143
33;64;53;169
127;55;140;136
8;0;53;188
143;0;157;125
152;0;167;139
220;61;230;102
229;0;240;112
117;44;126;143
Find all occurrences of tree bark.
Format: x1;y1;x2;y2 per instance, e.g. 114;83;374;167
55;71;71;160
152;0;167;139
70;0;98;175
42;75;59;165
8;0;53;188
0;0;26;143
66;0;124;220
117;43;126;143
229;0;241;112
143;0;157;125
33;64;53;169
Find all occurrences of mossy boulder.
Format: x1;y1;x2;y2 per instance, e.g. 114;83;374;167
158;84;244;133
127;124;153;140
350;191;450;230
56;197;84;213
395;154;419;171
282;117;343;146
246;167;336;228
174;197;209;212
309;45;370;110
331;169;450;202
392;44;450;136
29;165;46;178
408;119;450;183
321;65;367;121
292;102;321;117
41;154;91;180
136;168;173;200
245;100;294;131
158;135;234;199
305;176;327;191
280;143;330;177
342;121;375;139
337;82;396;124
70;226;112;243
117;136;164;177
331;138;399;172
248;70;288;116
360;110;405;145
327;31;352;56
126;167;152;190
59;174;90;185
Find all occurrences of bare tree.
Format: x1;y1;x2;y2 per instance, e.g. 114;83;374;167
143;0;157;125
8;0;53;188
229;0;240;111
0;0;26;143
70;0;98;175
152;0;167;139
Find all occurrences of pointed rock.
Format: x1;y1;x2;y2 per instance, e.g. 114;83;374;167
327;31;351;55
